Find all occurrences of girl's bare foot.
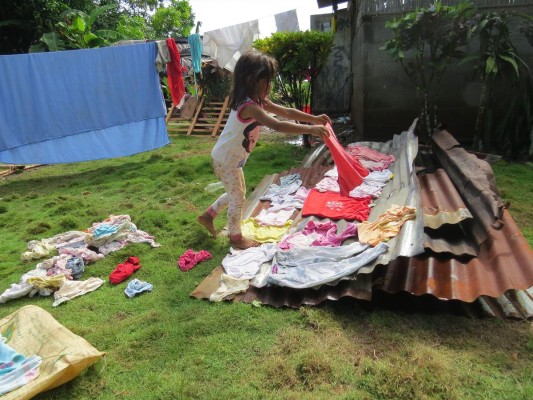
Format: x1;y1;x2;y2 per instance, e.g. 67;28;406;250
197;213;217;238
230;237;260;250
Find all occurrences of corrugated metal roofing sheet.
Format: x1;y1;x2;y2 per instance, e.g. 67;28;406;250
191;124;533;318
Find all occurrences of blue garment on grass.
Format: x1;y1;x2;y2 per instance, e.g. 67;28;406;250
0;42;170;164
125;278;153;298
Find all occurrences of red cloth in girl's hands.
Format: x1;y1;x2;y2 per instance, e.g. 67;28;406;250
323;123;369;196
109;256;141;284
178;249;212;272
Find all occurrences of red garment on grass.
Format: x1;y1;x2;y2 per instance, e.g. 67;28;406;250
302;188;371;221
165;38;185;106
109;256;141;284
178;249;212;272
324;123;369;196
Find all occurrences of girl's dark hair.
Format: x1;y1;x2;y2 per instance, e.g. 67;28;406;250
229;50;278;110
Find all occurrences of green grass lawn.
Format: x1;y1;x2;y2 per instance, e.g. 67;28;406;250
0;135;532;400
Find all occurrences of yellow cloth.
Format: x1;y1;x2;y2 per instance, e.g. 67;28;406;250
26;274;66;289
357;205;416;246
241;218;293;243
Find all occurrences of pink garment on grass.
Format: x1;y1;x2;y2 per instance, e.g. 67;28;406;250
178;249;212;272
324;123;369;196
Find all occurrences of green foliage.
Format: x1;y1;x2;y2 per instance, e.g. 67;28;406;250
520;13;533;48
29;4;123;51
0;1;195;54
381;1;476;141
150;0;194;39
195;61;232;101
115;14;149;40
254;30;334;147
253;30;334;111
466;11;532;160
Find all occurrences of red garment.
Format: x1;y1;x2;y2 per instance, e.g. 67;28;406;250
302;188;371;221
324;123;369;196
109;256;141;284
178;249;212;272
165;38;185;106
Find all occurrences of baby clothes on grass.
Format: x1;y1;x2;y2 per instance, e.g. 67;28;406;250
53;277;104;307
125;279;153;298
109;256;141;284
178;249;212;272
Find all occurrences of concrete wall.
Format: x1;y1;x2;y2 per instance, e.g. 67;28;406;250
351;6;533;142
311;9;352;114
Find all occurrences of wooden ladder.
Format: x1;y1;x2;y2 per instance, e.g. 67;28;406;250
166;95;230;137
187;96;230;137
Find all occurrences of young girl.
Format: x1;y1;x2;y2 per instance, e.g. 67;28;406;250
198;50;330;250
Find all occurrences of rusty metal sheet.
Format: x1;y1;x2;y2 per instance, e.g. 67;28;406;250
419;168;472;229
432;129;504;234
375;209;533;302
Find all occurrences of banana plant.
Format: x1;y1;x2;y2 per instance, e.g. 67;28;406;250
29;4;122;52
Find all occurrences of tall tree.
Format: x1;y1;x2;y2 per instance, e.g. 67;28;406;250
150;0;194;39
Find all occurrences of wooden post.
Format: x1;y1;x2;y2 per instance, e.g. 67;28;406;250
187;96;205;136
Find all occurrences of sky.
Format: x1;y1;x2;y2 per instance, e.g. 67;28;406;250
187;0;347;35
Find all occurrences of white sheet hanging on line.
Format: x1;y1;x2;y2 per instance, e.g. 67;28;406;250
274;9;299;32
202;20;260;71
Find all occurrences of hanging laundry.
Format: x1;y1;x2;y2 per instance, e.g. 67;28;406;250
0;42;169;164
188;33;203;74
302;188;371;221
357;205;416;246
323;123;369;196
165;38;186;106
202;20;260;71
275;10;300;32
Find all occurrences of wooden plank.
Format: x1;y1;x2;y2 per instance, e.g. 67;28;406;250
211;96;230;138
187;96;205;136
165;104;175;124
